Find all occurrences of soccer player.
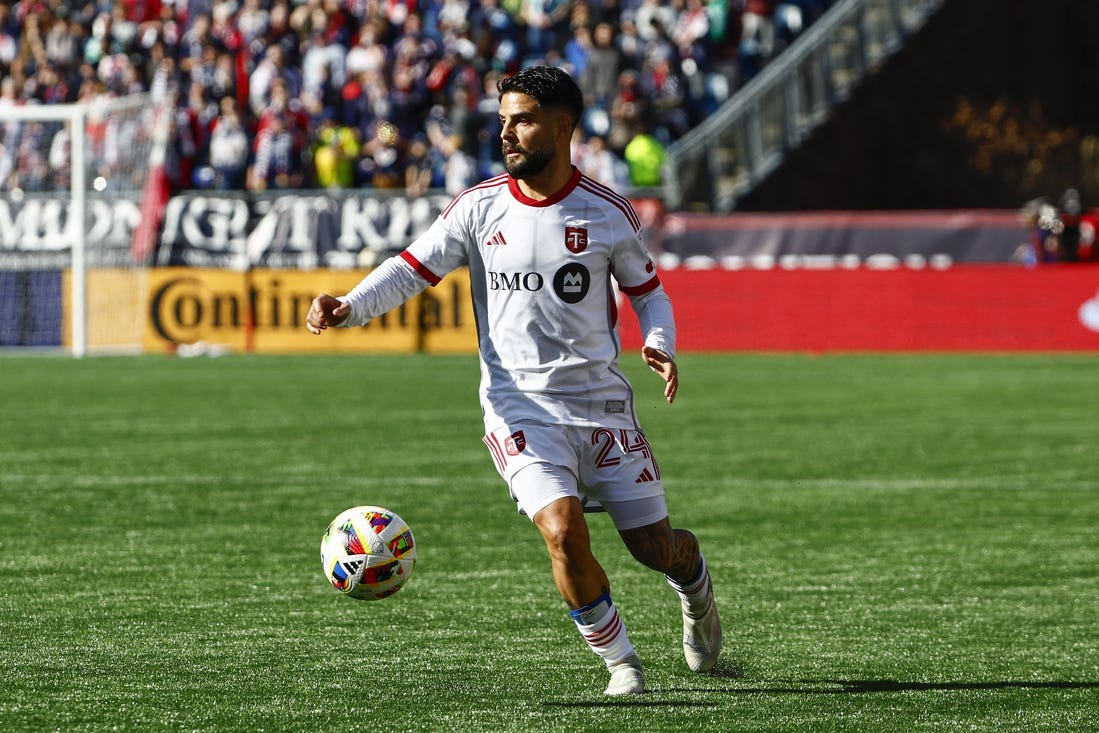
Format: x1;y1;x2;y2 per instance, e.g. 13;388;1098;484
306;65;721;696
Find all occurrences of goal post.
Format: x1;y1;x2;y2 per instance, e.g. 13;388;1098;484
0;92;173;356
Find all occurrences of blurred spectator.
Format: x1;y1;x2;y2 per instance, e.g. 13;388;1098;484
575;132;621;184
250;45;301;117
672;0;710;64
635;0;677;45
564;24;592;78
256;79;310;155
1021;189;1099;264
1079;206;1099;262
37;63;74;104
389;46;431;136
359;119;404;188
623;124;666;186
310;114;361;188
1057;188;1082;262
0;133;12;189
149;55;181;107
262;1;299;63
607;69;648;152
209;50;239;103
469;0;518;66
236;0;271;48
520;0;570;59
0;5;17;74
248;110;305;190
188;43;220;97
740;0;776;56
404;133;439;195
738;0;776;79
16;121;50;191
640;50;688;140
179;80;218;186
47;119;71;189
580;22;620;109
178;14;213;75
199;96;251;190
344;20;388;78
210;2;246;58
615;14;646;72
441;133;477;194
1021;196;1070;265
45;17;83;71
302;29;347;114
472;69;504;177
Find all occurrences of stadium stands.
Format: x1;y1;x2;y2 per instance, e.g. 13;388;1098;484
0;0;834;193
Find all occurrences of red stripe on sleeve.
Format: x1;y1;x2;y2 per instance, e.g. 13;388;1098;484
619;275;661;296
399;250;442;286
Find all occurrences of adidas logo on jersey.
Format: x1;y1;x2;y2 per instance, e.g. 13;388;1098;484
635;468;655;483
485;231;508;247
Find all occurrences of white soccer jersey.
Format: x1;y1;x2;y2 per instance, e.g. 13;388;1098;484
339;167;676;431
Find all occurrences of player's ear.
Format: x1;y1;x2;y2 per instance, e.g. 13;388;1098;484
557;113;575;143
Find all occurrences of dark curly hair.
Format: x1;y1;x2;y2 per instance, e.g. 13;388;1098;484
497;66;585;131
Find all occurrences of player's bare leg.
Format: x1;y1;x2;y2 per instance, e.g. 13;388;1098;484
533;497;608;606
619;518;723;672
534;497;646;695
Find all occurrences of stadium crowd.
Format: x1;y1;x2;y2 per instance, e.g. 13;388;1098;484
1021;188;1099;265
0;0;832;194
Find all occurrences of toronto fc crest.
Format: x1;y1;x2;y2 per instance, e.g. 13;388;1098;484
505;430;527;456
565;226;588;254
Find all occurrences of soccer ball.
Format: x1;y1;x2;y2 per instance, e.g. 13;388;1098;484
320;506;417;600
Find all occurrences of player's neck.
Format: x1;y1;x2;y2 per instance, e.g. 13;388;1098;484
513;161;576;201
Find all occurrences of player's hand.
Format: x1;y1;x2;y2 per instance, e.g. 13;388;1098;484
642;346;678;404
306;294;351;334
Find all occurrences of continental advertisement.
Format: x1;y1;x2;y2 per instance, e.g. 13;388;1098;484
143;267;477;354
15;262;1099;354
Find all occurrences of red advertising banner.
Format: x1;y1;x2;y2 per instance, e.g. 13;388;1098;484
618;265;1099;352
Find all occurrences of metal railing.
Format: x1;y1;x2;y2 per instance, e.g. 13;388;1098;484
662;0;945;212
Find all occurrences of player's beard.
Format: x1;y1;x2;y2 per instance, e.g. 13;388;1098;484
502;142;554;179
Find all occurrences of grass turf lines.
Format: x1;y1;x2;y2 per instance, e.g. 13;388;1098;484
1;353;1096;732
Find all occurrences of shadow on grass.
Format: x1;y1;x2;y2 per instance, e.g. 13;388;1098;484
545;699;723;709
545;677;1099;707
793;679;1099;694
542;659;747;708
541;650;1097;707
661;678;1099;696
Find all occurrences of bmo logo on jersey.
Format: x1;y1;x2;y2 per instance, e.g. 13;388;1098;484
488;271;545;291
486;264;590;303
553;263;590;304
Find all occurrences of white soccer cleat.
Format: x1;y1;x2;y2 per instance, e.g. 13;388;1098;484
604;655;646;696
682;594;722;673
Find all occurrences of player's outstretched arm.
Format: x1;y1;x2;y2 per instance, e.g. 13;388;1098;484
642;346;678;404
306;294;351;334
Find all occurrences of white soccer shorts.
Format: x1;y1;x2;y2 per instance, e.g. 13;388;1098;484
482;422;669;530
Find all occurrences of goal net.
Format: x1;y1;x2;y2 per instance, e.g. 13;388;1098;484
0;92;173;355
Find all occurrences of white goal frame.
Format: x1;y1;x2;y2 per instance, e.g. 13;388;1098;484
3;103;89;355
1;93;170;356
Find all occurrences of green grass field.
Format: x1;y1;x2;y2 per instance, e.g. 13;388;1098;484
1;352;1096;732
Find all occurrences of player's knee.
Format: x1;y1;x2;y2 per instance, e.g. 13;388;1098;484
535;500;592;562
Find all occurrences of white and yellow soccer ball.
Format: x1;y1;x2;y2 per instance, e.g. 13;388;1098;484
320;506;417;600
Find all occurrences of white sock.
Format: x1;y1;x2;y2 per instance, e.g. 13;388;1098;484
666;555;714;618
570;593;637;668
